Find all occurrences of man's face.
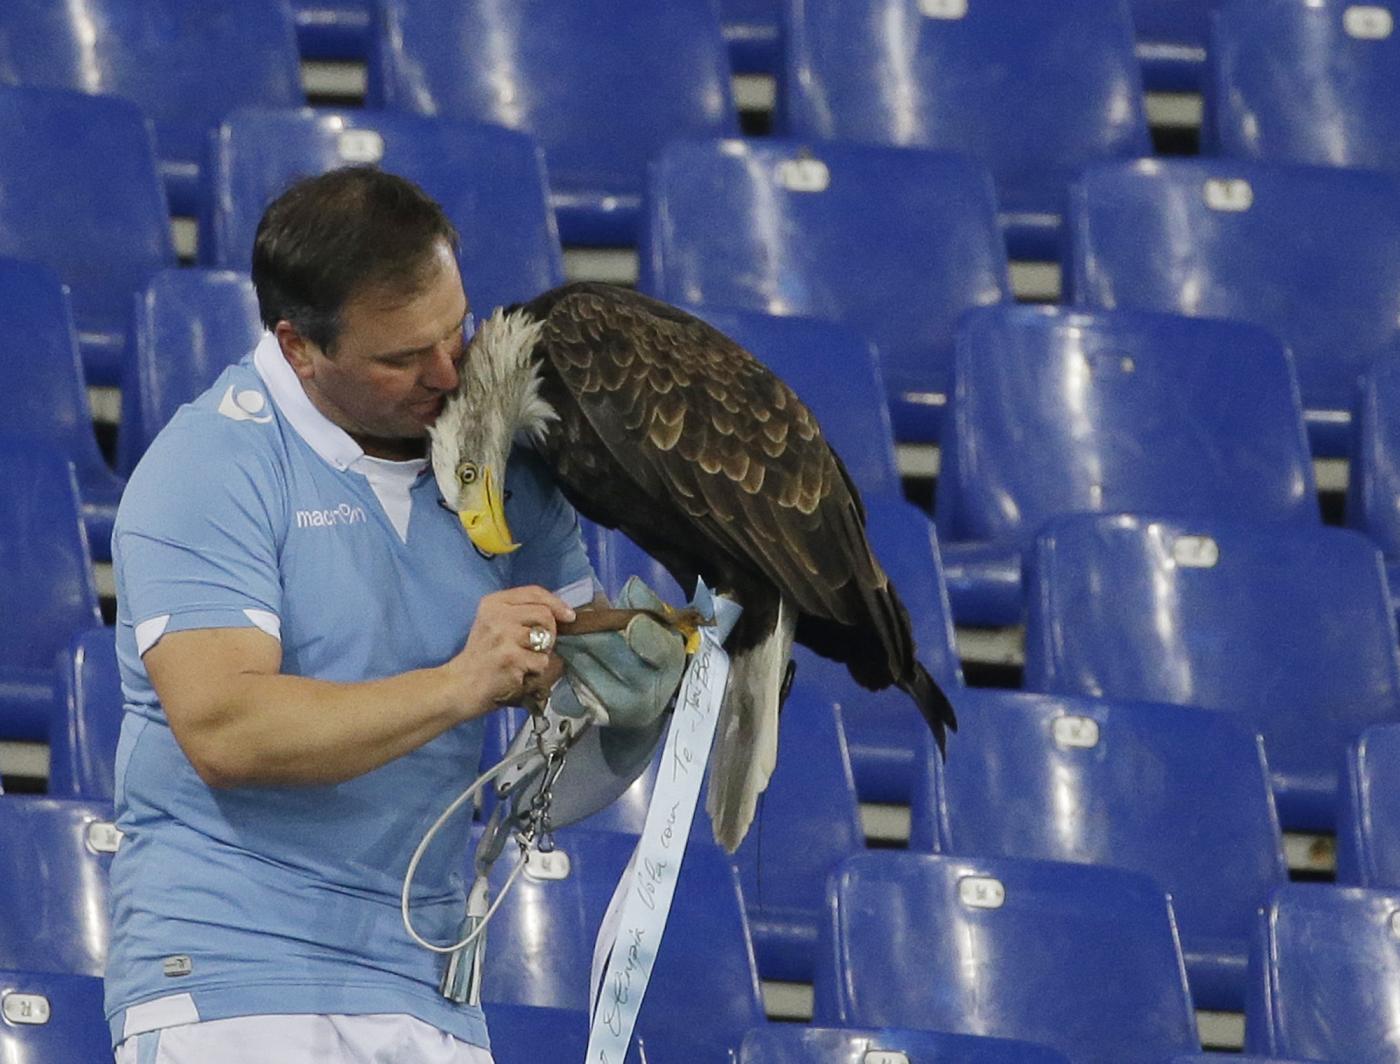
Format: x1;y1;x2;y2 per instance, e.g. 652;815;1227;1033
285;242;471;459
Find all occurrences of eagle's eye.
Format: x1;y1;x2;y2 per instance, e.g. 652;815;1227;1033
457;461;478;487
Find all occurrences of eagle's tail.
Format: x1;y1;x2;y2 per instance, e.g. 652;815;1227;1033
902;662;958;759
706;595;796;853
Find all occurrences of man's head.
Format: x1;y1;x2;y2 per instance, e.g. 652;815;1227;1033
253;167;471;459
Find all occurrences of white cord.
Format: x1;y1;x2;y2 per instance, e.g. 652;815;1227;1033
401;753;524;954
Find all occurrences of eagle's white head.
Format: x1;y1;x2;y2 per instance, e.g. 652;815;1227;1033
428;305;557;555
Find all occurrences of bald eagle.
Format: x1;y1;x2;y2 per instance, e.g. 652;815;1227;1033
429;282;955;851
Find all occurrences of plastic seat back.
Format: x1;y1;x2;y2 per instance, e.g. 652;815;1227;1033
0;968;110;1062
0;0;303;213
1131;0;1217;91
642;138;1012;443
1348;352;1400;559
48;628;123;802
120;268;261;474
813;852;1199;1064
683;306;901;501
0;447;102;740
721;0;782;74
204;108;565;315
1338;723;1400;887
939;304;1317;547
483;1004;588;1064
0;258;125;551
1068;158;1400;455
1211;0;1400;171
483;827;763;1062
784;0;1150;259
528;656;863;982
1024;514;1400;830
922;689;1286;1009
0;87;175;384
1245;883;1400;1063
739;1024;1072;1063
368;0;738;245
1169;1057;1323;1064
291;0;371;60
0;797;118;976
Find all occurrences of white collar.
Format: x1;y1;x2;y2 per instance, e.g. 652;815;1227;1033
252;331;428;478
254;332;365;471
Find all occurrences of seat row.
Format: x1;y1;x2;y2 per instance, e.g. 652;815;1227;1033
18;481;1400;1003
0;73;1395;458
9;0;1400;247
0;799;1392;1064
8;262;1400;817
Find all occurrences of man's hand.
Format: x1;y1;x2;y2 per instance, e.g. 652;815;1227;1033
447;585;576;712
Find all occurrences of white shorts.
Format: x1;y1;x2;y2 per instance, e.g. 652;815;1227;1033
113;1013;495;1064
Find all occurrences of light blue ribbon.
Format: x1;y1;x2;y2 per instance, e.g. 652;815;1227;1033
586;579;742;1062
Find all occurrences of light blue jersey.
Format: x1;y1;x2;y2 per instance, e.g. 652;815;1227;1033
104;334;594;1049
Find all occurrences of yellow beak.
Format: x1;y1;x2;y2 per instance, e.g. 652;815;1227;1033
458;468;520;555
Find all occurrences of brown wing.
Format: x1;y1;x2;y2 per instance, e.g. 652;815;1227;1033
524;283;905;662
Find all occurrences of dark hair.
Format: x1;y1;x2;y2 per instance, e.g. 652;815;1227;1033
251;166;460;352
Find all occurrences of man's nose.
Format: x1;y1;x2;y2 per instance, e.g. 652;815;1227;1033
422;339;460;392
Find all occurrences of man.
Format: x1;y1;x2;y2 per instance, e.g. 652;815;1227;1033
105;167;597;1062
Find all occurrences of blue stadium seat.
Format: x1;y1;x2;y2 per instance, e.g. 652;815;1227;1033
913;690;1286;1010
482;827;764;1062
1338;724;1400;887
518;671;864;983
291;0;371;60
1067;158;1400;456
723;689;863;983
120;269;261;475
643;138;1012;444
48;629;122;802
722;0;782;74
0;969;110;1063
1024;514;1400;831
1245;883;1400;1062
0;87;177;386
1209;0;1400;170
938;305;1317;625
739;1024;1072;1064
0;797;117;976
783;0;1151;261
0;447;102;742
0;259;125;558
484;1004;588;1064
1131;0;1216;91
0;0;303;217
812;852;1200;1064
367;0;738;246
202;108;565;315
681;307;902;502
1348;352;1400;596
1169;1058;1323;1064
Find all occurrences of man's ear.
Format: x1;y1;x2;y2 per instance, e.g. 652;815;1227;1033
274;321;317;382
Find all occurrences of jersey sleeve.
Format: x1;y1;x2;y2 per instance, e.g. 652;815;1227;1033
113;418;287;655
503;446;597;605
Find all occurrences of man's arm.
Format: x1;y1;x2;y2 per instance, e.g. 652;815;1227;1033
146;585;575;788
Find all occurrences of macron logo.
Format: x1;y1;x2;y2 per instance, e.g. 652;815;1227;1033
296;503;368;530
218;386;273;424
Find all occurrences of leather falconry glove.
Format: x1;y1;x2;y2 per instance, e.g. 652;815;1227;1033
550;576;689;729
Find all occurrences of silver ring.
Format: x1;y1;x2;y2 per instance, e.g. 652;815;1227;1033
528;626;554;653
